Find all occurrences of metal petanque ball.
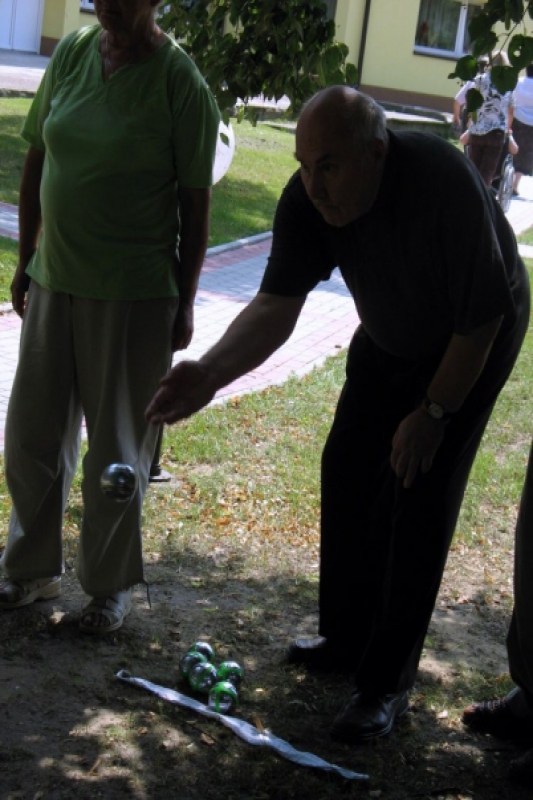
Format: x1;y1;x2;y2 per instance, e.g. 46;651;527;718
100;463;138;502
179;650;207;681
189;641;215;662
216;660;244;689
188;661;219;693
208;680;239;714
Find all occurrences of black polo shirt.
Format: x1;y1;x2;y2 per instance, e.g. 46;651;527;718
260;131;527;360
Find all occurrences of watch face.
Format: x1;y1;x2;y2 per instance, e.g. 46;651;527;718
427;402;444;419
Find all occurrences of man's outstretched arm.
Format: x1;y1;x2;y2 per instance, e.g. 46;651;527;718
145;291;306;425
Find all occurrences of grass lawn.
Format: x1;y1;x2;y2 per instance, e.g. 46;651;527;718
142;266;533;559
0;100;295;298
0;263;529;637
0;235;17;301
0;97;29;205
0;96;296;248
0;263;531;798
517;224;533;246
210;122;296;246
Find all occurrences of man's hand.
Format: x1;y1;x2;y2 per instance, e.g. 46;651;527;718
145;360;218;425
390;409;445;489
147;292;306;426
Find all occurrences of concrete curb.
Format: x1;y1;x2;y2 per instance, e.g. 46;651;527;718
0;89;36;98
0;231;531;316
206;230;272;256
0;225;274;315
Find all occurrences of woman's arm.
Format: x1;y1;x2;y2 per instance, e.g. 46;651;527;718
12;146;45;317
173;186;211;350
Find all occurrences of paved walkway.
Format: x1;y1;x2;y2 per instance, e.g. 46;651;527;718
2;51;533;453
0;216;358;450
0;48;49;94
2;184;533;452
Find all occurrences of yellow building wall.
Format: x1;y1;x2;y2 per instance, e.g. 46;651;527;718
41;0;85;53
42;0;81;39
39;1;117;53
41;0;67;41
79;10;97;28
334;0;365;57
39;0;533;108
335;0;533;112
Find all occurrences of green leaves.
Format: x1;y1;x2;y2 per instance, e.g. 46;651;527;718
452;1;533;94
159;0;358;120
491;64;520;93
508;33;533;68
465;87;484;114
449;55;478;82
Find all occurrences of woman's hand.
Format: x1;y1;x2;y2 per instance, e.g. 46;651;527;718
172;301;194;351
390;408;445;489
10;260;32;318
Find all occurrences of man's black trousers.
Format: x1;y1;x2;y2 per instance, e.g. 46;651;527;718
319;316;528;694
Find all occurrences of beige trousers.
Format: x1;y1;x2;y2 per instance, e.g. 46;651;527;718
3;283;178;596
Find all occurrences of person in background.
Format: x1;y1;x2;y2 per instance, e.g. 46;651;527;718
459;126;518;156
463;441;533;790
511;63;533;196
453;55;489;136
146;86;530;743
467;51;514;187
0;0;219;634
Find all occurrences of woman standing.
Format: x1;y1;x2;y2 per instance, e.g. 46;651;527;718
511;64;533;196
467;51;514;187
0;0;220;633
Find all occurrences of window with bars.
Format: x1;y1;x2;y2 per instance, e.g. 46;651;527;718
414;0;481;57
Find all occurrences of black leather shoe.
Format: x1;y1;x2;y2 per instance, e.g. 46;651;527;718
462;690;533;741
331;690;409;742
286;636;355;673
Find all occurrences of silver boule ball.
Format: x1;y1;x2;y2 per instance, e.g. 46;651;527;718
179;651;207;680
100;463;138;502
216;660;244;689
188;661;219;693
190;640;215;662
208;680;239;714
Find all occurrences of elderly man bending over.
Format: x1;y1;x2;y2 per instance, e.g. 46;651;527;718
146;87;530;743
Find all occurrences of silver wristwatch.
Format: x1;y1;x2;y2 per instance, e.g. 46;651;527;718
423;397;453;421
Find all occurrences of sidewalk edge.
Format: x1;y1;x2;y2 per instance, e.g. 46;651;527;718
206;231;272;257
0;224;273;315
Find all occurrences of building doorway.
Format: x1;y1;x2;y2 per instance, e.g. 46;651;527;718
0;0;44;53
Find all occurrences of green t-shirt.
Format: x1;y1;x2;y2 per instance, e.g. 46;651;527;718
22;26;220;300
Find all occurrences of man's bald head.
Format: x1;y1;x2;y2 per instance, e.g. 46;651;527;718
298;87;388;152
294;87;388;227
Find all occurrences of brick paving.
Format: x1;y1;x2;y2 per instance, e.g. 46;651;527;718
2;178;533;453
0;217;357;450
190;237;356;396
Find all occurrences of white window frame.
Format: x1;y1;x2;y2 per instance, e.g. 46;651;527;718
414;1;481;59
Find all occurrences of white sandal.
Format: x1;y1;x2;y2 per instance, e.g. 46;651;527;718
79;588;133;635
0;576;62;609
